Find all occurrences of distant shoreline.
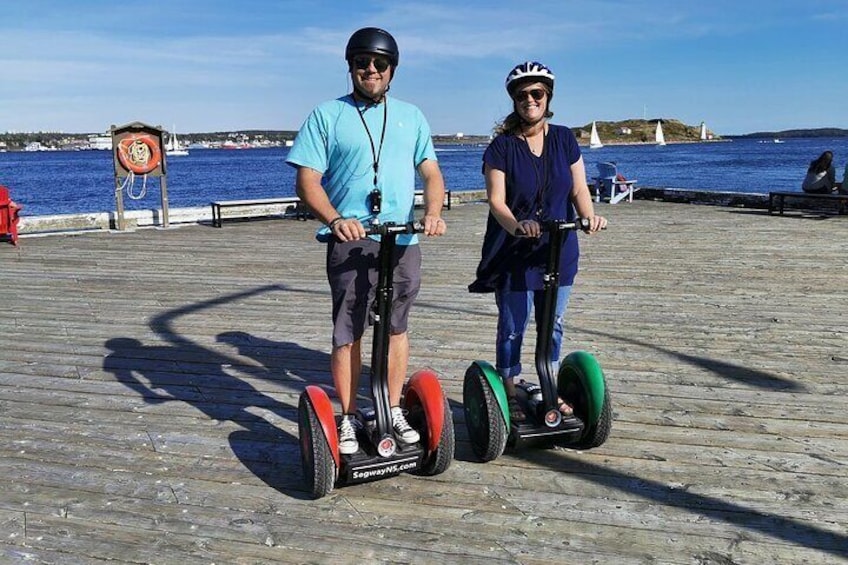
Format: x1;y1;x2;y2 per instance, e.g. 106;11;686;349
4;123;846;152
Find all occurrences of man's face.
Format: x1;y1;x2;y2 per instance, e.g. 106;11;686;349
350;53;392;100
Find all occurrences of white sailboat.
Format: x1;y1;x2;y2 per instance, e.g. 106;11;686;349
589;121;603;149
699;121;707;141
166;126;189;157
655;120;666;146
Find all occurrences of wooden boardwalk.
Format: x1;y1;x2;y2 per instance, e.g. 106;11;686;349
1;200;846;564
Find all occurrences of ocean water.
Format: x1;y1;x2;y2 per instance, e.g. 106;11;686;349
1;137;845;217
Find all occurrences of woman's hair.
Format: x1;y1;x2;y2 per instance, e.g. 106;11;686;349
494;83;553;136
808;150;833;174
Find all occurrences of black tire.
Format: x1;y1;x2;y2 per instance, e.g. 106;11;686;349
414;390;455;476
298;394;335;499
559;376;613;449
463;365;507;462
578;386;612;448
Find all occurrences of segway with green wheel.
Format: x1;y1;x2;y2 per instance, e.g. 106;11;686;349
463;218;612;462
298;222;455;499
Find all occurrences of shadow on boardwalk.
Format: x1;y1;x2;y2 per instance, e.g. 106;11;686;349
4;199;844;562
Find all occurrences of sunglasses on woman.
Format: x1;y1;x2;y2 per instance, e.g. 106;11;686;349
352;55;390;73
512;88;547;102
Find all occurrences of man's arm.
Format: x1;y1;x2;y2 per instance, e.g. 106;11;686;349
417;158;446;236
295;166;365;240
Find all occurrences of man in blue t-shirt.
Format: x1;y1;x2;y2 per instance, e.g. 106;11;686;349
286;27;446;455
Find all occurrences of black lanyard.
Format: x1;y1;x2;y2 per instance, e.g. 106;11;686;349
351;93;388;190
522;128;549;218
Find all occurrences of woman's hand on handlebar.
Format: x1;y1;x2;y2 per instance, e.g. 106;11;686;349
514;219;541;238
584;215;608;234
422;214;447;237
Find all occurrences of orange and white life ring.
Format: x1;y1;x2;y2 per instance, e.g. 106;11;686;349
117;133;161;175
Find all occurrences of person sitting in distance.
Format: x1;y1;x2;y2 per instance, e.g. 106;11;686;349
841;161;848;194
801;150;837;194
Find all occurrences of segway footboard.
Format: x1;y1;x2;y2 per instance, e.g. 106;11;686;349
508;382;584;448
341;447;424;485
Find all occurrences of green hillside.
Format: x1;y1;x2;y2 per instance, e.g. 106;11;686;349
574;119;717;144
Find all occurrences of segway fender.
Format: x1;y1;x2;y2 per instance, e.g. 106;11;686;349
303;385;340;468
406;369;445;452
470;360;510;428
559;351;605;427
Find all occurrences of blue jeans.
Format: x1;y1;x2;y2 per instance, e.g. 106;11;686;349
495;286;572;379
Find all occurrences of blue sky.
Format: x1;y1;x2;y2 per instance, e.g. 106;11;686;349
2;0;847;136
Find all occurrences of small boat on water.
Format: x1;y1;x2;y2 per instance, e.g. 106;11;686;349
589;121;603;149
166;126;189;157
655;120;666;146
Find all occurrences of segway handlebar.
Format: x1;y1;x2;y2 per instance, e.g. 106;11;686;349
364;221;424;237
514;218;603;237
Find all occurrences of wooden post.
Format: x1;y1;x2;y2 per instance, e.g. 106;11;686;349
114;176;126;231
160;176;170;228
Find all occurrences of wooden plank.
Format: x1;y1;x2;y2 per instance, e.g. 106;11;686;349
1;200;847;563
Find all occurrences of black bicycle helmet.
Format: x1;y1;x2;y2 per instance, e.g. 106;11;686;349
345;27;399;67
505;61;555;96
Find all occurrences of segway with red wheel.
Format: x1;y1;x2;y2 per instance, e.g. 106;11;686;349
463;218;612;462
299;222;454;499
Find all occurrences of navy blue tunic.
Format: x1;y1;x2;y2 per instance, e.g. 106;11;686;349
469;124;582;293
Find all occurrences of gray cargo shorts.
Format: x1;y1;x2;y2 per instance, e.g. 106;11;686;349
326;238;422;348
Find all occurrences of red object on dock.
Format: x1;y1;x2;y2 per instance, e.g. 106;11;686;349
0;185;23;246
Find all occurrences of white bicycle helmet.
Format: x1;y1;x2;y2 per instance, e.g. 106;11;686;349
505;61;555;96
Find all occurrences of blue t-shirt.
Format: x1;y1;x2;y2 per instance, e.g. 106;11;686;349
469;124;582;292
286;94;437;245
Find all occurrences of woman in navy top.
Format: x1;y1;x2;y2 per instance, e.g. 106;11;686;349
469;61;607;422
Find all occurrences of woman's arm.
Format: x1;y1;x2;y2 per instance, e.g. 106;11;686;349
569;156;606;233
485;164;530;236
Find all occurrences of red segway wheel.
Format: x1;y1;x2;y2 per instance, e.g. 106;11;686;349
298;386;339;499
405;369;454;476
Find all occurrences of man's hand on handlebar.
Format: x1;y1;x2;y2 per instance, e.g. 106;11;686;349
423;214;447;237
330;217;367;242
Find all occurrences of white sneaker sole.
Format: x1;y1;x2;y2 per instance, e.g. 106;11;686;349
339;442;359;455
395;432;420;445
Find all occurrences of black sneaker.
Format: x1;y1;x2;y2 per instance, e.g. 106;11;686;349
390;406;420;444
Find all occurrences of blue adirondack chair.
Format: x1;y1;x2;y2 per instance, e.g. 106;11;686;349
594;162;638;204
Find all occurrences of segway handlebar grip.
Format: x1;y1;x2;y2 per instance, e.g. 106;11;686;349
364;221;423;237
514;218;602;237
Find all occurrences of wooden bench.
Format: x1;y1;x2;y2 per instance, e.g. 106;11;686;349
210;197;309;227
414;189;452;210
768;191;848;216
211;189;451;228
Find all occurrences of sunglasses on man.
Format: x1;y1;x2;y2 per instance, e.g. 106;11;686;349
352;55;391;73
512;88;547;102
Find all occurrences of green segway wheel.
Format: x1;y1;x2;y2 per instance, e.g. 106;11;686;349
558;350;612;448
463;361;508;462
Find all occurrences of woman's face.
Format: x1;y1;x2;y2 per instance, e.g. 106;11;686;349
512;82;549;123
